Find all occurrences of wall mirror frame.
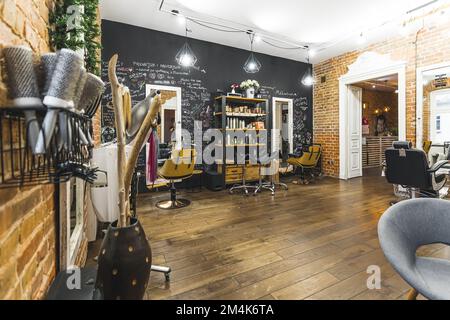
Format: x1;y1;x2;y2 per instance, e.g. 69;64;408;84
416;61;450;149
146;84;182;146
271;97;294;155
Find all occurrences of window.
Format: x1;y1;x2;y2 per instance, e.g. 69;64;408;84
430;89;450;144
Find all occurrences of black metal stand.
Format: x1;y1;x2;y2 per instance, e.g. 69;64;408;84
0;106;94;188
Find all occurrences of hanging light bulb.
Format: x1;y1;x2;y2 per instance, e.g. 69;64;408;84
357;32;366;45
243;33;261;73
175;20;198;68
301;48;314;86
399;21;409;37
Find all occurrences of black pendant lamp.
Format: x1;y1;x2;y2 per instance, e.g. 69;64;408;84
301;48;314;86
175;20;197;68
243;33;261;73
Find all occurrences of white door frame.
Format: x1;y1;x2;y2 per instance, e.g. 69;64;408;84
416;61;450;149
347;86;363;178
146;84;182;144
339;52;406;180
272;97;294;154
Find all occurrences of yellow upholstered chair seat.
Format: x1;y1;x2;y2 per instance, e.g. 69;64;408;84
287;145;322;184
158;149;196;180
287;145;322;168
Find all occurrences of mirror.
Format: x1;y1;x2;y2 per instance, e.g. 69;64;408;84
146;85;182;146
272;98;293;161
418;63;450;162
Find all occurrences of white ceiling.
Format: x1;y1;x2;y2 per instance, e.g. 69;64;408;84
99;0;447;64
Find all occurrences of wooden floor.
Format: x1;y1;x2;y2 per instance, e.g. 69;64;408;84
93;174;450;300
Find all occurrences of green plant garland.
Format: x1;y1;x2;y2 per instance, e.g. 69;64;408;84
49;0;102;75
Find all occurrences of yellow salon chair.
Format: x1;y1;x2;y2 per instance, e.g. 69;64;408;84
423;140;432;155
156;148;196;210
288;144;322;185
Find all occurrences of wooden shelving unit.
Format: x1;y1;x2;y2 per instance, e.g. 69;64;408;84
213;96;270;188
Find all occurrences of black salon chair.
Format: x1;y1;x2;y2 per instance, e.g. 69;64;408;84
384;141;449;199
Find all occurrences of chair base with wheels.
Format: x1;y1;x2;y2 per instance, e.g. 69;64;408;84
254;160;288;196
230;162;258;196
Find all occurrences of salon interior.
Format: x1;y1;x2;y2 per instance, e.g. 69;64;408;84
1;0;450;303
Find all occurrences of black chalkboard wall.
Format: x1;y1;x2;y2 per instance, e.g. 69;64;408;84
101;20;313;150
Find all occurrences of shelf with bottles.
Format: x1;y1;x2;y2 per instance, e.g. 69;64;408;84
213;95;269;188
214;112;267;118
224;117;266;130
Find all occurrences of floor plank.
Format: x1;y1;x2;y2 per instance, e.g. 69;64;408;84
88;174;450;300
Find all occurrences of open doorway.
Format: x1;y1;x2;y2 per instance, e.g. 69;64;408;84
338;52;406;180
272;97;293;162
352;75;399;176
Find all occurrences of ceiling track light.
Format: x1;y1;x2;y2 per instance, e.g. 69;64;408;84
243;32;262;73
175;19;198;68
159;2;308;52
171;9;186;25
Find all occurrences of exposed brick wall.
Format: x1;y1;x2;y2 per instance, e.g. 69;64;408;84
0;0;58;300
313;9;450;177
361;89;398;136
0;0;91;299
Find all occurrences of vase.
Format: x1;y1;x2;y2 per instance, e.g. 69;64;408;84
246;88;255;99
95;217;152;300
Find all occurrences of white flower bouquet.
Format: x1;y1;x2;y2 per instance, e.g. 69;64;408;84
240;80;260;90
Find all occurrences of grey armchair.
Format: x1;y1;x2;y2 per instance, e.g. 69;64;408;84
378;198;450;300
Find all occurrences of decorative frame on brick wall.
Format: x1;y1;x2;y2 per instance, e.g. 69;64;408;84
416;61;450;149
339;52;406;180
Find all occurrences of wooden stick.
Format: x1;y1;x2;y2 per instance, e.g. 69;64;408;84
108;54;127;228
407;288;419;300
124;93;162;208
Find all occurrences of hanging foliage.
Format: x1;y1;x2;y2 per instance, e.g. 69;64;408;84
49;0;102;75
